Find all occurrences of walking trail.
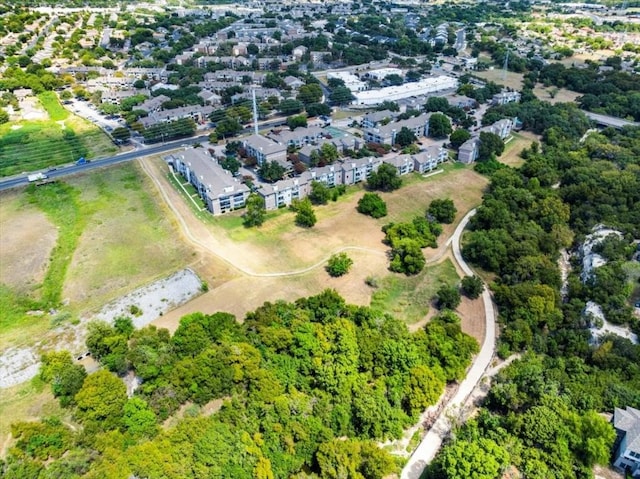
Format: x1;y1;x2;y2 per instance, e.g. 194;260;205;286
401;209;498;479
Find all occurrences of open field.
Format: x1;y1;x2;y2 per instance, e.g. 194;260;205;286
0;94;117;177
371;258;460;324
0;163;196;352
532;86;581;104
475;69;524;91
501;131;542;168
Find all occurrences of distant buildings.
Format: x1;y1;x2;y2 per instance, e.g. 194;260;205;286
457;118;515;163
364;113;431;145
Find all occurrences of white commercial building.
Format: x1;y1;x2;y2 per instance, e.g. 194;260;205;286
352;76;458;106
327;71;367;92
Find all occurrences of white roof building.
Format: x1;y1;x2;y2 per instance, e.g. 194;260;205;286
352;76;458;106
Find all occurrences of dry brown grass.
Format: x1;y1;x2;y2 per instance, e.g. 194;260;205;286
501;131;543;168
0;191;58;294
475;69;524;90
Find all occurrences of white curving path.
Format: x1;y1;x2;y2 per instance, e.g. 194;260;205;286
401;208;497;479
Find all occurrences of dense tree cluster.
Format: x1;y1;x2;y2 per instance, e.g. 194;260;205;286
383;216;442;275
5;291;478;478
434;104;640;478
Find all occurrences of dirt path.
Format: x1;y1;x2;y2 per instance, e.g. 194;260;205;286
139;156;388;278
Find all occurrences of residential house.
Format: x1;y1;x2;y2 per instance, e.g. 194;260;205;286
166;149;250;215
341;157;383;185
479;118;514;139
309;165;341;187
138;95;171;112
292;45;308;60
362;109;399;129
140;105;214;128
413;145;448;173
284;76;305;90
364;113;431;145
492;91;521;106
242;134;288;166
101;89;138;105
384;154;414;176
458;137;481;164
258;175;311;210
267;126;324;148
198;90;222;106
612;406;640;477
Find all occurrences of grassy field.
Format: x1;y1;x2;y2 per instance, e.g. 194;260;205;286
0;94;117;177
501;131;542;168
370;258;460;324
0;163;192;351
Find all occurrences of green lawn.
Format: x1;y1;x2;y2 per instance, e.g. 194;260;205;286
38;92;69;121
0;95;117;177
370;258;460;324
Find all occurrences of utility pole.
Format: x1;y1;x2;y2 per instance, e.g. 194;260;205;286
502;49;509;82
252;88;259;135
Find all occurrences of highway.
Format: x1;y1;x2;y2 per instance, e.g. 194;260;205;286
0;118;288;192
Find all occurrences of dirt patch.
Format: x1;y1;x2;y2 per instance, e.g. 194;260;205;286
457;295;486;344
532;86;581;104
0;192;58;293
93;268;203;329
0;347;40;389
475;70;524;91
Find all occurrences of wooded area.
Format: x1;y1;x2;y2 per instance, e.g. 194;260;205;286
1;290;478;478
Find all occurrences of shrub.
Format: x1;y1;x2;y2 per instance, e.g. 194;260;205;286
326;253;354;277
428;198;457;224
436;284;461;310
461;275;484;299
357;193;387;218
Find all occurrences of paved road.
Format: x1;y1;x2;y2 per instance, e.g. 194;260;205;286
0;135;210;192
0;117;290;192
401;208;497;479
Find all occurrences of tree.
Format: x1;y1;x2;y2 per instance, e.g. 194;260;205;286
243;194;266;227
389;238;425;275
287;114;307;130
376;100;399;112
309;181;331;205
220;156;241;175
329;86;355;106
478;131;505;161
293;198;317;227
278;98;304;115
403;365;446;416
258;160;286;183
367;163;402;192
395;127;417;147
111;127;131;143
461;275;484;299
133;79;146;89
436;284;461;310
424;96;450;113
433;438;510;479
296;83;323;105
428;198;457;224
122;397;158;438
429;113;452;138
357;193;387;218
449;129;471;149
40;351;87;407
306;102;331;117
74;370;127;431
215;117;241;138
320;143;339;163
0;108;9;125
326;253;353;277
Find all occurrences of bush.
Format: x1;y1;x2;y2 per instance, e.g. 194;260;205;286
428;198;457;224
326;253;354;277
436;284;461;310
461;275;484;299
293;198;317;227
389;238;425;275
357;193;387;218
